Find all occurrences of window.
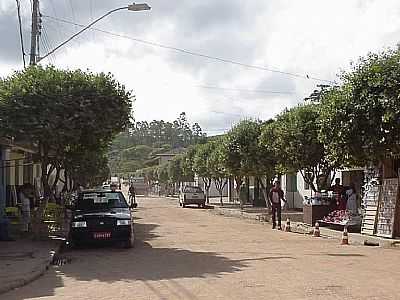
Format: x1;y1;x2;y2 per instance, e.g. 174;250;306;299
184;186;203;193
76;192;129;211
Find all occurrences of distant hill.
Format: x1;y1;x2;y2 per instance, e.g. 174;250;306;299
108;112;206;177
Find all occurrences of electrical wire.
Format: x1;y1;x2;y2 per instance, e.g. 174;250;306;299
41;14;336;84
210;110;244;117
41;28;56;64
161;80;294;95
194;84;294;95
89;0;95;40
47;0;64;45
68;0;76;22
15;0;26;68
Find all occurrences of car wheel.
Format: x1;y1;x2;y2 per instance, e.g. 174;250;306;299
182;203;186;208
124;226;135;249
198;204;201;208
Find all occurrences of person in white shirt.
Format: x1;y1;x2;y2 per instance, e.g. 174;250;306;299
19;186;31;232
346;183;358;214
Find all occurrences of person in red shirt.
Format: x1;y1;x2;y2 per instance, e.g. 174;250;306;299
268;181;287;230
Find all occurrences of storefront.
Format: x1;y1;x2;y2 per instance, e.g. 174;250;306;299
303;169;364;229
361;158;400;239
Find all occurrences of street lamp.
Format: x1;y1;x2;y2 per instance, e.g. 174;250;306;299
37;3;151;63
128;3;151;11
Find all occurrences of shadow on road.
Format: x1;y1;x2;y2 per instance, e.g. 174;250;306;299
3;221;247;300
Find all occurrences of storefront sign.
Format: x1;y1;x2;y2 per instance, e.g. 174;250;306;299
376;178;399;238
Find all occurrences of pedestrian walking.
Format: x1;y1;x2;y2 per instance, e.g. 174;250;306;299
129;184;136;206
268;181;286;230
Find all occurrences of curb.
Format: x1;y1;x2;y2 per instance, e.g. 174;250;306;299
0;240;62;295
209;206;400;249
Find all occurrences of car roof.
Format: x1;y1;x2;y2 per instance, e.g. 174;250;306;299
80;189;121;193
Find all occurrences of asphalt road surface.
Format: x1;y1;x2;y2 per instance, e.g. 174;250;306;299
3;196;400;300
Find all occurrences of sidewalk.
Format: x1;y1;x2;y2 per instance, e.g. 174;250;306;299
208;198;304;222
0;237;62;295
209;200;400;249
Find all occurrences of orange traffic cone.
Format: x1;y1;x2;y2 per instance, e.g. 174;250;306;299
341;226;349;245
284;218;291;232
313;222;320;237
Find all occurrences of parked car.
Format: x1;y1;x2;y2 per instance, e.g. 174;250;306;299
179;186;206;208
68;190;135;248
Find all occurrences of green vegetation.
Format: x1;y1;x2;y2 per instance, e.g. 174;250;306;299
0;66;131;199
108;112;206;177
148;47;400;205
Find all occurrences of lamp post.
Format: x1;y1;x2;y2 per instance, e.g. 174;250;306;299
35;3;151;64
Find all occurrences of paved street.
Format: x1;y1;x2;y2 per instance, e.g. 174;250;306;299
3;197;400;300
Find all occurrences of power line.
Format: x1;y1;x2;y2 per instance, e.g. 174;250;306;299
41;14;335;84
41;28;56;64
194;84;294;95
68;0;76;22
47;0;63;44
161;81;294;95
89;0;94;40
210;110;245;117
15;0;26;68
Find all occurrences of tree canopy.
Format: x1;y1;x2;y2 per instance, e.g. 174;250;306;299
319;49;400;166
0;65;132;196
109;112;207;177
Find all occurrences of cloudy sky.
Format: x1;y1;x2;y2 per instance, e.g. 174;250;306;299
1;0;400;135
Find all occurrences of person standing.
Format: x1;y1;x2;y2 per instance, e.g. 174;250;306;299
268;181;286;230
346;183;358;214
19;185;31;233
129;184;136;206
331;178;346;210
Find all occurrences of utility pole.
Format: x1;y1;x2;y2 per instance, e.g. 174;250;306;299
29;0;39;65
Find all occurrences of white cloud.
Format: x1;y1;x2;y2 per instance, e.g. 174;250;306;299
1;0;400;135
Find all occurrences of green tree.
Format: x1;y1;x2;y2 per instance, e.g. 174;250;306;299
193;142;215;203
208;141;229;206
257;119;279;207
167;156;185;194
269;104;336;192
0;66;132;200
157;163;170;184
181;146;196;182
223;120;267;208
319;49;400;165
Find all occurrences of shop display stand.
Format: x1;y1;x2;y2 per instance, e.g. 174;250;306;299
376;178;399;238
361;185;381;235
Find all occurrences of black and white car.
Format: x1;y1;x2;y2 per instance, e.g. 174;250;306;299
69;190;135;248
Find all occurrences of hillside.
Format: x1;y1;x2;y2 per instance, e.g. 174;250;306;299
108;113;206;177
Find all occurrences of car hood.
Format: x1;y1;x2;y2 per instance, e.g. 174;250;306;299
73;208;131;220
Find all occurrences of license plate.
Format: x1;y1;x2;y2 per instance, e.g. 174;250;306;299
93;232;111;239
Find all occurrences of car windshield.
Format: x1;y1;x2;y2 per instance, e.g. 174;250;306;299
75;192;129;211
184;186;203;193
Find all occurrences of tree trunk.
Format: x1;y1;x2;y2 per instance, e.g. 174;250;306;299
259;179;271;209
214;178;227;206
300;170;317;192
202;177;212;204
